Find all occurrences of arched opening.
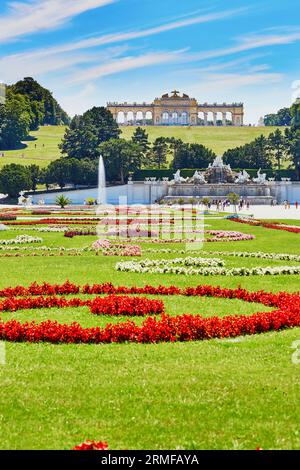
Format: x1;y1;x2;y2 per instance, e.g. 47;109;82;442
181;111;189;125
117;111;125;124
162;112;169;125
225;112;233;126
171;112;178;125
198;111;204;125
145;111;153;125
136;111;143;125
126;111;134;124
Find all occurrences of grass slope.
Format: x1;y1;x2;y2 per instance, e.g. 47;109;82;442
0;126;66;169
0;216;300;449
121;125;279;155
0;125;279;169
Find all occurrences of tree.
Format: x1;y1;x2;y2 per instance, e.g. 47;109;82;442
226;192;240;213
0;164;31;198
28;164;40;192
267;129;288;171
264;107;292;126
151;137;168;169
55;195;71;208
10;77;70;127
131;127;150;152
99;138;143;184
171;141;216;169
285;127;300;180
0;91;31;149
60;107;120;160
46;158;72;188
223;135;272;169
291;99;300;128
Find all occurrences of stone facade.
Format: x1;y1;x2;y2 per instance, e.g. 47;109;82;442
107;90;244;126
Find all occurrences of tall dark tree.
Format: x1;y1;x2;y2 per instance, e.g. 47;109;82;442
10;77;70;127
0;164;31;198
60;107;120;160
285;127;300;179
27;164;40;192
131;127;150;152
0;91;31;149
151;137;168;169
99;138;143;184
267;129;288;171
264;107;292;126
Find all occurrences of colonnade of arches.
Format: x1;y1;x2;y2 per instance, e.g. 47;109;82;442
197;111;233;126
114;110;242;126
116;111;153;125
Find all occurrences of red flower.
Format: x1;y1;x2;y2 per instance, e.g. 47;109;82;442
73;440;108;450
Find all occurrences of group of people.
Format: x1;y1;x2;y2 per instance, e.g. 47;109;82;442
206;199;251;212
282;200;299;209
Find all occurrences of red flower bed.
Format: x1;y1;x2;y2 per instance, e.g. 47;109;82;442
64;230;96;238
0;214;17;221
0;281;300;344
231;217;300;234
90;295;164;316
31;210;52;215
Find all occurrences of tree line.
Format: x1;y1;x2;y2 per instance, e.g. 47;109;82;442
0;77;70;150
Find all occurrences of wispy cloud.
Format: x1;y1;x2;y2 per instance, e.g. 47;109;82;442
0;0;116;43
189;28;300;61
69;50;185;83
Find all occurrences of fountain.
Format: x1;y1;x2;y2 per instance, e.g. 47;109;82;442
97;155;107;205
165;156;274;204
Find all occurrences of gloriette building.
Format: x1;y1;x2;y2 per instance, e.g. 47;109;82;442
107;90;244;126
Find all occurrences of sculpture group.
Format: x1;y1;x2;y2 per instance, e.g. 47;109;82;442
172;157;268;185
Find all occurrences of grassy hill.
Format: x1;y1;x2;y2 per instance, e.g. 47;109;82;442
121;125;279;154
0;125;66;169
0;124;279;169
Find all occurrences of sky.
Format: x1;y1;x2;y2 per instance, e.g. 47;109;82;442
0;0;299;123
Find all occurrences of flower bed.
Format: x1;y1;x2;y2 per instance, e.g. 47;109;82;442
90;295;164;316
0;235;43;245
116;254;300;276
231;217;300;234
0;281;300;344
0;214;17;221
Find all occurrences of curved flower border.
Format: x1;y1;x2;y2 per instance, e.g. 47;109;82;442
0;281;300;344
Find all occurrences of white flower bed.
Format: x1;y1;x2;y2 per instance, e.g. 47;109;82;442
116;252;300;276
0;235;43;245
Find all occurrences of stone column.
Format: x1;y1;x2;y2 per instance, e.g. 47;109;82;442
124;112;128;125
204;112;208;126
133;112;137;125
213;112;217;126
222;112;227;126
142;112;146;126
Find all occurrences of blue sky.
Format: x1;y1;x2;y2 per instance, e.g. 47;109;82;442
0;0;299;123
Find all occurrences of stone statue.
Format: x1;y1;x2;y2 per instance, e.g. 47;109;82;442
173;170;188;183
18;191;27;206
192;171;206;184
235;170;251;184
253;168;267;184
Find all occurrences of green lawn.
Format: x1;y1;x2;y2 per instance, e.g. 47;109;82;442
0;215;300;449
121;125;279;155
0;126;66;169
0;125;279;169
